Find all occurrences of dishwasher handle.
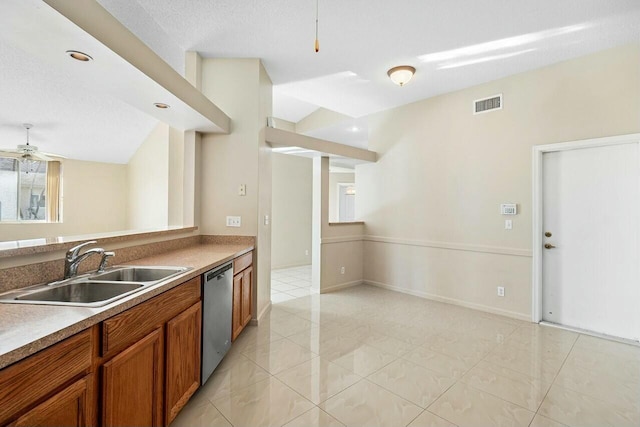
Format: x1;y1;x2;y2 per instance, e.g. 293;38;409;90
206;263;233;282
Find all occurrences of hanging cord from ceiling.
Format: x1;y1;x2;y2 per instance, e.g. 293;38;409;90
314;0;319;52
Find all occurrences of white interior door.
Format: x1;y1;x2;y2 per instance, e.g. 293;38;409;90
542;142;640;341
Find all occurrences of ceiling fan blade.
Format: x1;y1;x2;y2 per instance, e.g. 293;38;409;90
31;152;56;162
0;150;23;159
40;151;67;159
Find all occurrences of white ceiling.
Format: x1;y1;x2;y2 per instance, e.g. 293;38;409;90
0;38;158;164
0;0;159;163
98;0;640;123
2;1;639;163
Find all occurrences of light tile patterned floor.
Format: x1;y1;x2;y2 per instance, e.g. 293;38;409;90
172;285;640;427
271;265;312;303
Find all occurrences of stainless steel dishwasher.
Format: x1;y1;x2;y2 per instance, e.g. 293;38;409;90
201;262;233;385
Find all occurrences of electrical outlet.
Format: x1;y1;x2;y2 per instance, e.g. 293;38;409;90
226;216;241;227
264;215;269;225
305;250;309;256
497;286;505;297
340;266;345;275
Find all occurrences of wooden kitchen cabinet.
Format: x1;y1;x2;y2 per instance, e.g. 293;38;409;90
9;375;91;427
102;328;163;427
232;251;253;341
1;273;206;427
241;266;253;327
0;329;93;427
232;272;243;340
165;302;202;425
101;277;201;427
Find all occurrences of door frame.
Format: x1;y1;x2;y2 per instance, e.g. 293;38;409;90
531;133;640;323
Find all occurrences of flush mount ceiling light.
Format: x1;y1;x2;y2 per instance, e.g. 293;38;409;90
387;65;416;87
154;103;170;109
66;50;93;62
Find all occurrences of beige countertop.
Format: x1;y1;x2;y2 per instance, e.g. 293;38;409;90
0;242;253;370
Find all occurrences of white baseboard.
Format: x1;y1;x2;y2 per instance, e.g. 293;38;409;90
540;321;640;346
364;280;530;322
251;301;272;326
320;280;363;294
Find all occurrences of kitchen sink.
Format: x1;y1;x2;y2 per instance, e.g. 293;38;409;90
0;265;191;307
15;282;144;304
90;266;188;282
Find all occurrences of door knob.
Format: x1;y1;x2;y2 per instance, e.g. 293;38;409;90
545;232;552;237
544;243;556;249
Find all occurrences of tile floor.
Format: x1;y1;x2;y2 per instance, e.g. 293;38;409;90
270;265;313;303
172;285;640;427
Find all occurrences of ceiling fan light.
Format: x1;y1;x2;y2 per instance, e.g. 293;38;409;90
387;65;416;87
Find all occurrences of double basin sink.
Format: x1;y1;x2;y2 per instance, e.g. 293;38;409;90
0;266;190;307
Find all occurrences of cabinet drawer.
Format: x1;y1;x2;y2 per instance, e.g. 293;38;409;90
233;251;253;273
0;329;92;426
102;277;201;356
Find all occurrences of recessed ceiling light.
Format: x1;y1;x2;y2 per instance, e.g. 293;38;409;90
154;103;170;109
66;50;93;62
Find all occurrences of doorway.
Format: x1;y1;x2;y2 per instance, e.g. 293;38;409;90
533;134;640;341
337;183;355;222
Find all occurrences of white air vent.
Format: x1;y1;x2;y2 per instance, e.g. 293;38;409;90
474;94;502;115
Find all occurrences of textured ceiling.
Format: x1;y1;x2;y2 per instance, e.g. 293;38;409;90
0;34;158;164
99;0;640;122
2;1;639;164
0;0;159;163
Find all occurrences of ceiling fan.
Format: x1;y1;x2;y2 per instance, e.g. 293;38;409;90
0;123;66;162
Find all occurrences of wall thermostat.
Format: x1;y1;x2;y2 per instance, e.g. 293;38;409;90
500;203;517;215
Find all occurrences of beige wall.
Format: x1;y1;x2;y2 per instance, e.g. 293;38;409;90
311;157;365;293
271;153;312;269
168;127;185;226
199;58;272;322
0;159;128;241
256;61;273;321
358;44;640;320
127;123;169;230
200;59;261;236
296;108;350;134
329;172;355;222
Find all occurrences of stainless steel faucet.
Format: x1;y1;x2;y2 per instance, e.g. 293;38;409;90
97;251;115;273
64;241;105;279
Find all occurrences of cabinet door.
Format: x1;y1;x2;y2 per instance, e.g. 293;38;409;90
241;266;253;327
0;329;92;426
10;376;91;427
232;272;243;341
102;328;163;427
165;302;202;425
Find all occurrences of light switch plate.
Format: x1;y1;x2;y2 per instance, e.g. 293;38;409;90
226;216;241;227
505;219;512;230
239;184;246;196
